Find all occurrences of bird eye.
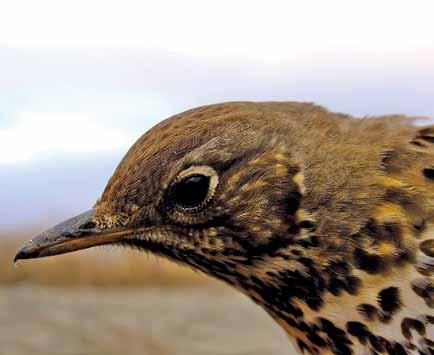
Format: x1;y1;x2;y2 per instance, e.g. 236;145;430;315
170;174;210;209
168;166;218;211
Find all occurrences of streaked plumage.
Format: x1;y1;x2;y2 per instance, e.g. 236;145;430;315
16;102;433;354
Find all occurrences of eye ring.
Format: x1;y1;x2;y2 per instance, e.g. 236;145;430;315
167;166;219;212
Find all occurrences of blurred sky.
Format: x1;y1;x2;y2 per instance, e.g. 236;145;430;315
1;0;434;231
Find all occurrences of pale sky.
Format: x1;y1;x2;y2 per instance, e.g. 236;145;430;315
1;0;434;55
1;0;434;229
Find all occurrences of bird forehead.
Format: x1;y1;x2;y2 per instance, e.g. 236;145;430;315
120;103;269;169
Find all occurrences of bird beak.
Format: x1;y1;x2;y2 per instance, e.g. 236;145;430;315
14;209;134;262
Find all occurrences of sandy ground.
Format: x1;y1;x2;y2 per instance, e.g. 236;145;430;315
0;285;295;355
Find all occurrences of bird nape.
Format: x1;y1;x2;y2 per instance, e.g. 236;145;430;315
15;102;434;355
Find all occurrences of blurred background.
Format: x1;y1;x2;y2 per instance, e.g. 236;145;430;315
1;0;433;354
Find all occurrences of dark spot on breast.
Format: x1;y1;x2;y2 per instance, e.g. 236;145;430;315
387;342;408;355
411;278;434;308
413;218;426;235
325;260;361;296
346;321;371;344
401;318;426;339
415;255;434;276
317;318;353;355
420;239;434;257
345;276;362;295
353;248;385;274
296;338;311;353
357;303;379;321
369;335;391;353
423;167;434;180
306;329;327;348
378;287;402;315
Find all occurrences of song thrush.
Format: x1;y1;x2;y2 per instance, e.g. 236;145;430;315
15;102;434;354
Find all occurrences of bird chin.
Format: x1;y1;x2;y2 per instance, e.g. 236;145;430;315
116;231;195;263
114;235;170;256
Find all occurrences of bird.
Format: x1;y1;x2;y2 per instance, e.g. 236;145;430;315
15;101;433;355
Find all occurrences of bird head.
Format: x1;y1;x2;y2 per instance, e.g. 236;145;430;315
15;102;307;293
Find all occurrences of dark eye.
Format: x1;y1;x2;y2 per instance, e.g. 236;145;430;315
170;174;211;209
